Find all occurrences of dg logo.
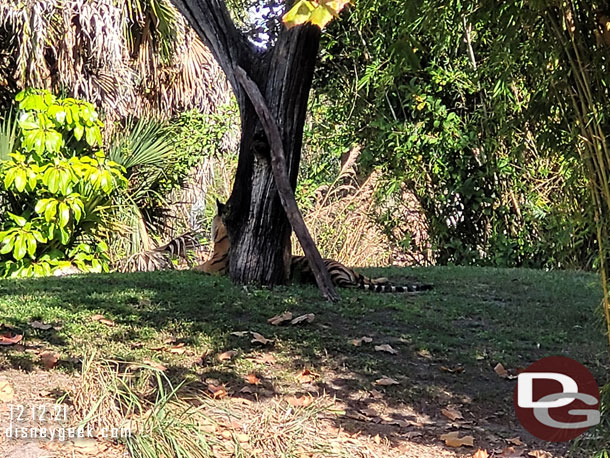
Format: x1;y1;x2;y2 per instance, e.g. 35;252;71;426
514;356;600;442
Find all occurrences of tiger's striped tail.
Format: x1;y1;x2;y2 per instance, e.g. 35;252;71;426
358;275;433;293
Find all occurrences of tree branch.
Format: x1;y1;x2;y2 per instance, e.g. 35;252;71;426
234;66;340;302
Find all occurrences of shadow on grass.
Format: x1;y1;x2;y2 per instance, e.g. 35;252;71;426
0;267;607;455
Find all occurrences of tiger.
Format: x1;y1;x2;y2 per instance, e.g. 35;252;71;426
193;200;432;293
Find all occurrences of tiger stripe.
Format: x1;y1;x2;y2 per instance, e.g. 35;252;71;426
193;201;432;293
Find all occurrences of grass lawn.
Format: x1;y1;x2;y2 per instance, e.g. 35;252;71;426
0;266;608;457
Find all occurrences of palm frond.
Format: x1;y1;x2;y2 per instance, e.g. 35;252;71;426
108;117;174;169
0;109;17;162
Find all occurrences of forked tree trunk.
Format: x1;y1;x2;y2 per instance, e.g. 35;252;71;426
172;0;337;297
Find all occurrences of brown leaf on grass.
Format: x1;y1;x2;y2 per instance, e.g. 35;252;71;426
251;332;273;345
507;437;525;446
268;311;293;326
440;365;464;374
375;376;399;386
142;360;167;372
0;380;15;402
417;349;432;359
30;320;53;330
287;395;313;407
40;350;59;369
441;407;464;421
250;353;276;365
245;373;261;385
217;350;237;362
167;343;187;354
230;331;249;337
296;369;319;384
359;407;378;417
374;344;398;355
0;330;23;346
440;431;474;447
498;447;525;457
207;383;228;399
351;336;373;346
473;450;489;458
528;451;552;458
494;362;508;377
370;389;384;399
290;313;315;325
90;314;115;327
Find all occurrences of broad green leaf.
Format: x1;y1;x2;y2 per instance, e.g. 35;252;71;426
14;236;27;260
8;212;26;227
74;124;84;141
58;202;70;227
14;169;26;192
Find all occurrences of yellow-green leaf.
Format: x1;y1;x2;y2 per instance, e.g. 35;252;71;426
282;0;316;29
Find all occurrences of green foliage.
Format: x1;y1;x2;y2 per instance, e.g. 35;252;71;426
307;0;597;269
105;103;238;263
0;89;126;277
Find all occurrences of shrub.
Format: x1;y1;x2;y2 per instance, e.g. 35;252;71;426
0;89;127;277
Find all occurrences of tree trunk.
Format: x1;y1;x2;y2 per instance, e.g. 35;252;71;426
171;1;327;287
226;26;322;285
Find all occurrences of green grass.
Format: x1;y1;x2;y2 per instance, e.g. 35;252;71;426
0;266;608;453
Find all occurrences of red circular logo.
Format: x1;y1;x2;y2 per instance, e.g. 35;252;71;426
513;356;600;442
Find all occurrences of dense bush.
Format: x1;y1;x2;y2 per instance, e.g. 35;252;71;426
304;0;597;269
0;89;126;277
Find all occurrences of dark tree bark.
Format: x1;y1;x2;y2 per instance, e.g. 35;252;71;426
171;0;338;299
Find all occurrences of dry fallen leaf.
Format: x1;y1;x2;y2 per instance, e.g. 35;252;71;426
90;314;115;327
0;380;15;402
287;395;313;407
494;363;508;378
251;332;273;345
498;446;526;457
251;353;276;365
441;407;464;421
359;407;377;417
473;449;489;458
230;331;249;337
507;437;525;446
417;349;432;359
167;343;187;354
528;451;552;458
370;389;384;399
375;376;400;386
30;320;53;330
440;431;475;447
245;373;261;385
268;311;293;326
217;350;237;362
296;368;319;383
239;385;255;394
142;360;168;372
0;330;23;346
290;313;315;325
207;383;228;399
374;344;398;355
351;336;373;346
440;365;464;374
40;350;59;369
